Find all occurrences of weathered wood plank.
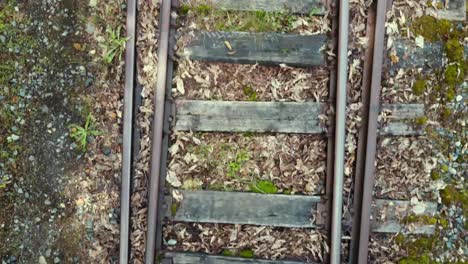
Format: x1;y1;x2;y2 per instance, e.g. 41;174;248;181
166;252;310;264
380;104;425;136
182;31;327;67
391;40;444;69
165;190;321;228
390;39;467;69
380;123;422;136
372;199;437;234
438;0;466;21
174;100;325;133
209;0;325;15
381;104;425;120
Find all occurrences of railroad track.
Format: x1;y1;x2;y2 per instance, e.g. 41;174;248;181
119;0;450;263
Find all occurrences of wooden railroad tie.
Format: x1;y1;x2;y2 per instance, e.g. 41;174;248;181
207;0;325;14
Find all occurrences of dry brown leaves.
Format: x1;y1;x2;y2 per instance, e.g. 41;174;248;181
381;68;426;103
168;132;327;194
163;222;328;262
130;0;160;263
375;137;434;200
174;60;329;102
368;234;404;263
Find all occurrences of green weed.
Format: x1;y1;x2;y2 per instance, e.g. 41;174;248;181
101;26;129;64
227;150;250;178
243;85;257;101
250;180;278;194
68;113;101;152
239;249;254;258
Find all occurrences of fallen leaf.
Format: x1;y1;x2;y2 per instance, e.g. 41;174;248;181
73;43;82;50
415;35;424;48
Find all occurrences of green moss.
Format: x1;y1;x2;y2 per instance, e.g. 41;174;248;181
250;180;278;194
440;185;468;211
407;236;437;257
239;249;254;258
242;132;255;137
404;215;437;225
412;78;426;96
208;10;296;33
395;233;406;245
399;255;434;264
445;86;456;101
179;4;190;15
444;64;465;87
445;38;464;62
171;203;178;217
195;4;213;15
411;16;452;42
222;249;235;257
439;217;449;228
415;116;428;126
440;106;452;121
243;85;258;101
430;170;441;180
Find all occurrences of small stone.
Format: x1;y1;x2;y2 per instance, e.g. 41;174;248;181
45;249;52;257
44;199;52;205
39;256;47;264
167;239;177;246
17;188;23;194
102;147;111;156
35;217;41;223
59;203;66;208
54;257;60;264
85;78;93;88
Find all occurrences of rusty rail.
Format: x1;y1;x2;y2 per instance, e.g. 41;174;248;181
120;0;137;262
354;0;388;262
348;2;376;263
145;0;172;263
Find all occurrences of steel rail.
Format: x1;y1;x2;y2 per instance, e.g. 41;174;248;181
356;0;388;262
348;2;376;263
330;0;350;262
323;0;338;261
120;0;137;262
155;2;177;253
145;0;171;263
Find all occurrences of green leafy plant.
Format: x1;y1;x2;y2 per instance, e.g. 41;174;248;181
69;113;101;152
222;249;235;257
239;249;254;258
227;150;250;178
250;180;278;194
243;85;257;101
101;26;129;64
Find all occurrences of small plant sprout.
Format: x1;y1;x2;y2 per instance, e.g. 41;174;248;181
250;180;278;194
101;26;129;64
69;113;101;152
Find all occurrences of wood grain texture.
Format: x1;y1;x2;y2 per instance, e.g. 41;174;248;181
438;0;466;21
380;104;425;136
372;199;437;234
182;31;327;67
165;190;321;228
391;40;467;69
174;100;325;133
210;0;325;15
165;252;311;264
